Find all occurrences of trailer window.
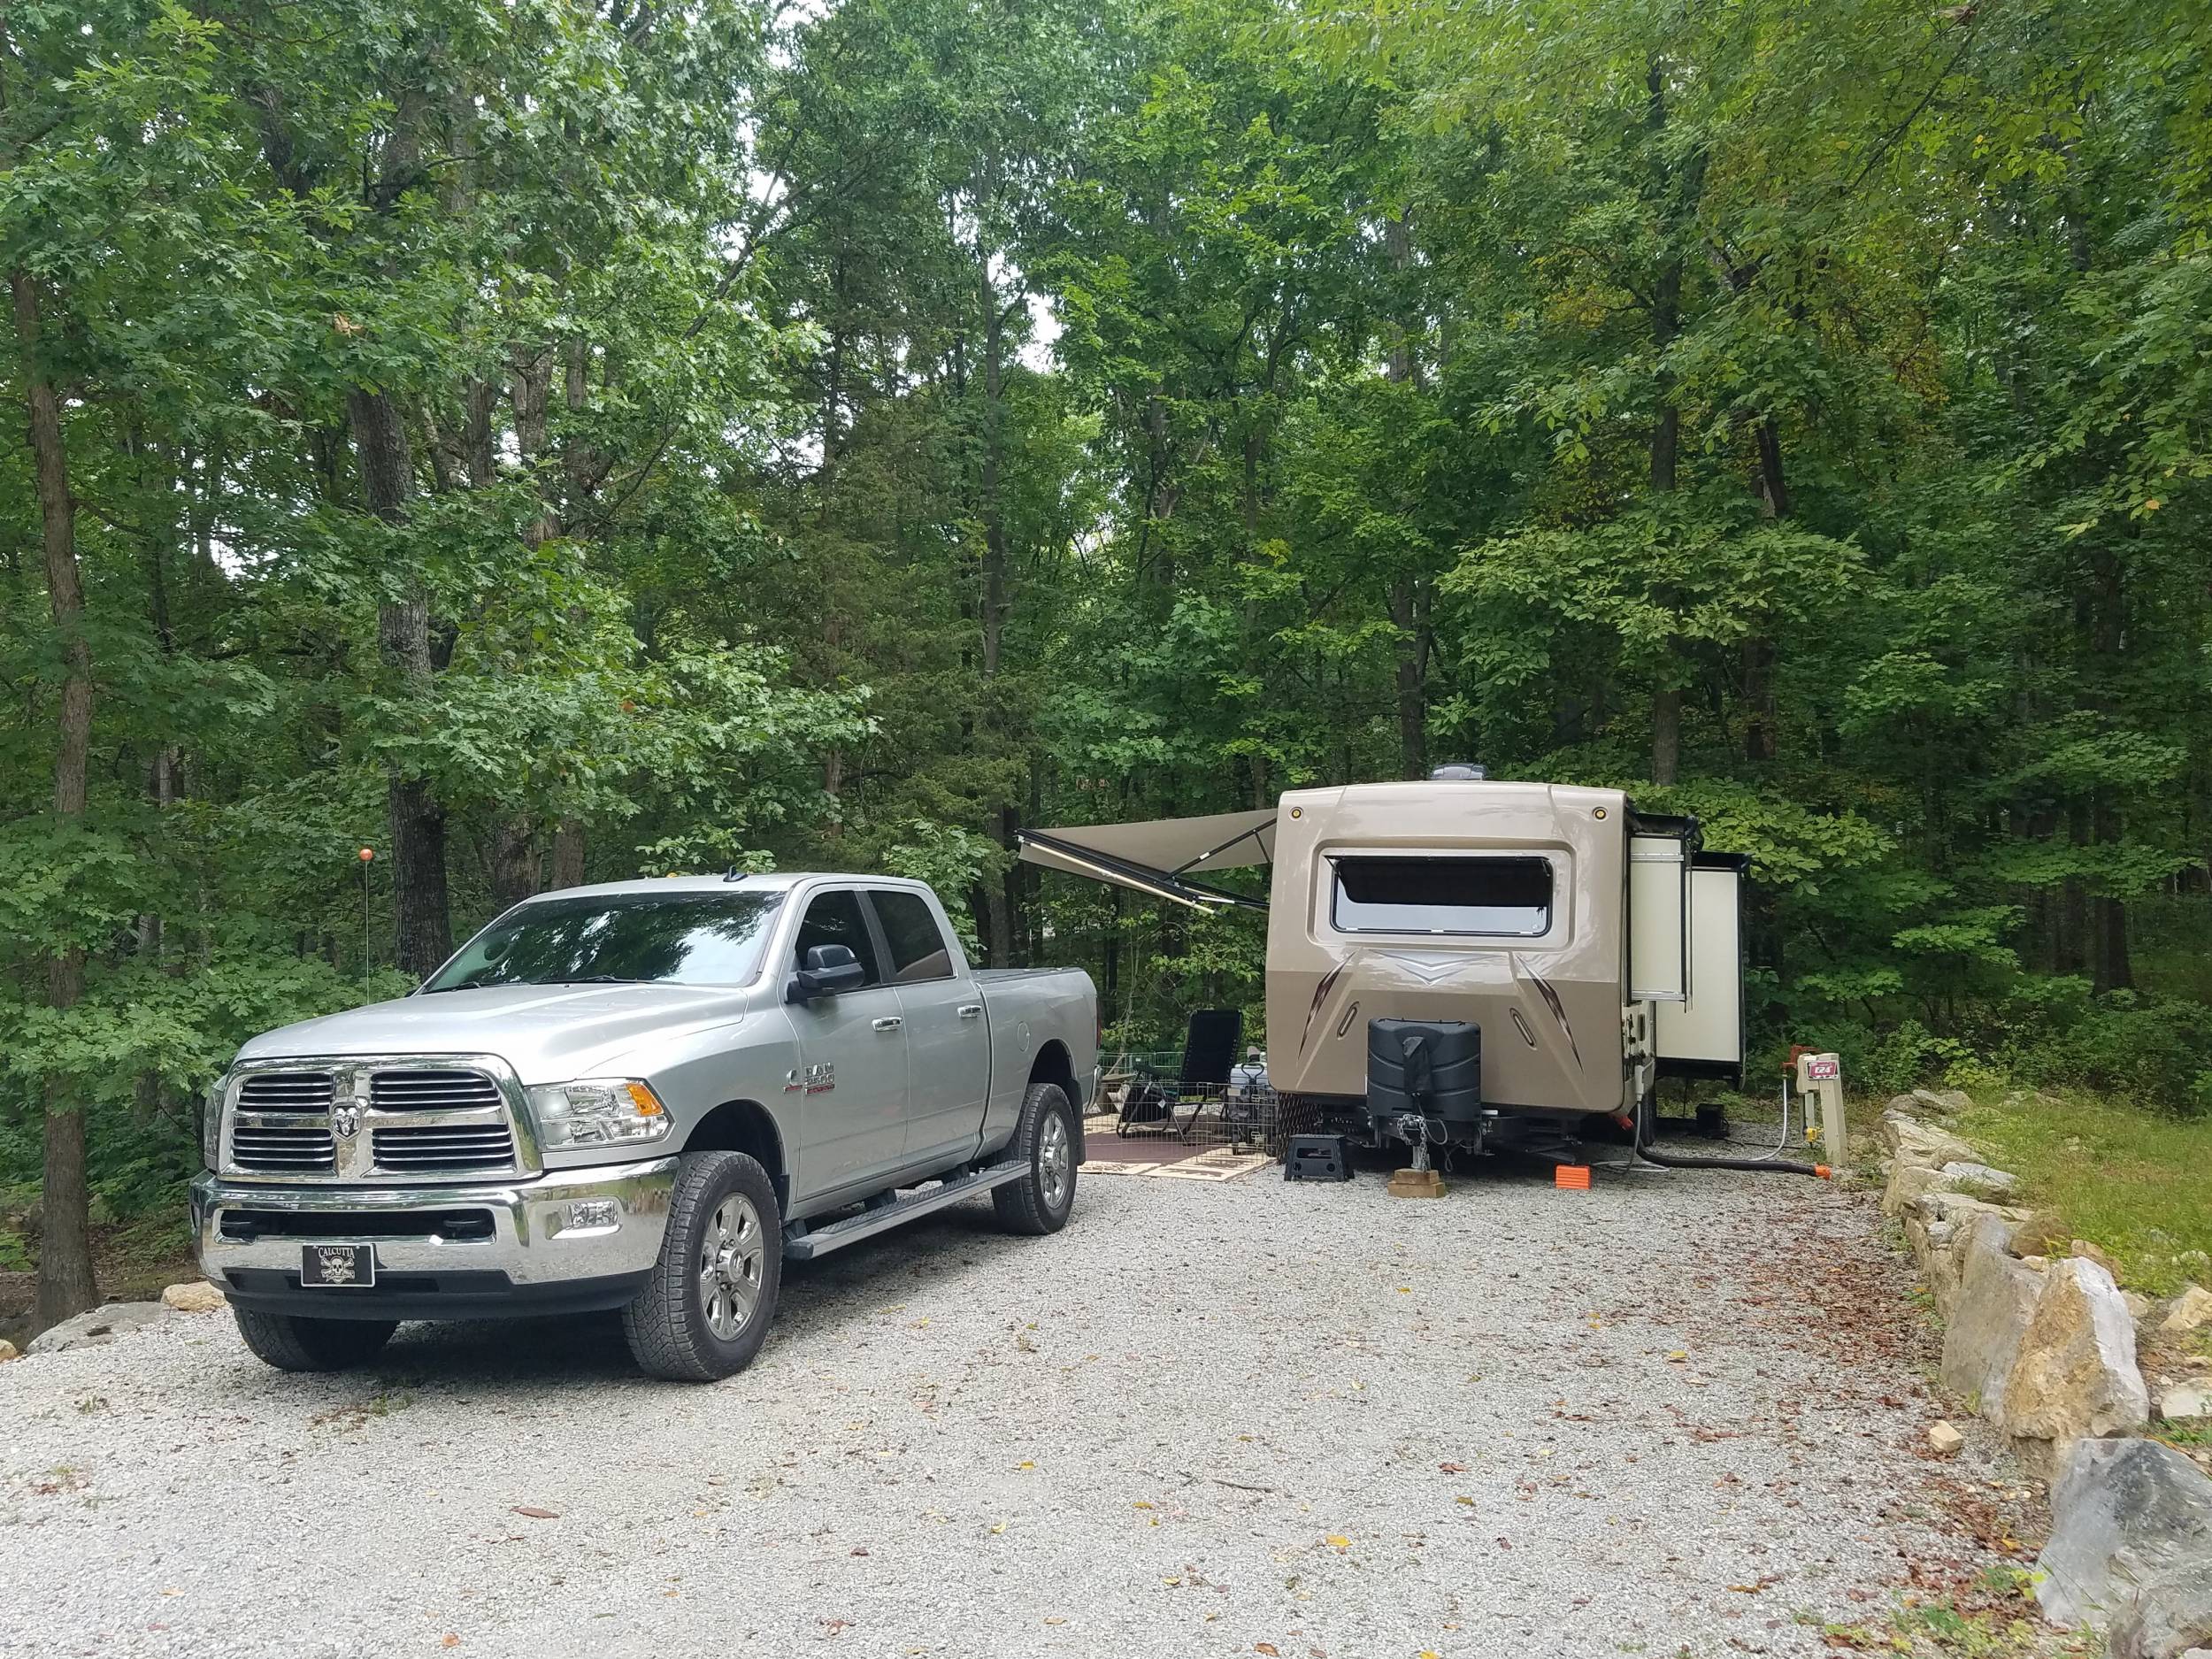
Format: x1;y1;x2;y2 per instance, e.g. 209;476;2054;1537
1330;856;1553;936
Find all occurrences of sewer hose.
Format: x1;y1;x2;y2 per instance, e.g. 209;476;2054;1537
1632;1091;1829;1179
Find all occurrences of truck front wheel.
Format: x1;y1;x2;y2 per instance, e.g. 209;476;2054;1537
623;1149;784;1382
233;1308;398;1372
993;1081;1079;1236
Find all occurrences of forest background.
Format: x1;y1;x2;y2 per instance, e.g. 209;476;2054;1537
4;0;2208;1321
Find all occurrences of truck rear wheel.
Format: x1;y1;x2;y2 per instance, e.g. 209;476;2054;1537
233;1308;398;1372
623;1149;783;1382
994;1081;1079;1236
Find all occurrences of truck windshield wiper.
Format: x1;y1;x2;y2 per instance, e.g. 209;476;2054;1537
419;974;647;994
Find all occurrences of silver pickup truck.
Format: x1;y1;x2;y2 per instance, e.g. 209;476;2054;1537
189;873;1097;1380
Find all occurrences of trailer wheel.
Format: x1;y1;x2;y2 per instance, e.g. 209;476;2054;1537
623;1149;783;1382
994;1082;1078;1235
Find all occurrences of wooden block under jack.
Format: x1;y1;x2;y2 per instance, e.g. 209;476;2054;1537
1387;1167;1446;1199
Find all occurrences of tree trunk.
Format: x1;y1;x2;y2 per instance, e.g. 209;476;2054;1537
1651;686;1681;784
488;818;540;911
1740;418;1790;764
1383;210;1427;780
2060;799;2090;975
14;269;99;1325
549;818;587;890
1386;576;1428;780
979;262;1008;681
349;388;453;978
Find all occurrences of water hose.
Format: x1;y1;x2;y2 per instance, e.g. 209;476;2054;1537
1633;1091;1829;1179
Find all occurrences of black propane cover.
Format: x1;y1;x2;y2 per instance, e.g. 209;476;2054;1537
1366;1018;1482;1126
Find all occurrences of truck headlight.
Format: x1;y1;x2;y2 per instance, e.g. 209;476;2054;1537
526;1079;671;1149
203;1076;227;1170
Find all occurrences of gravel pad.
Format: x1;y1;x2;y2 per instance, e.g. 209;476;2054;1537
0;1164;2017;1657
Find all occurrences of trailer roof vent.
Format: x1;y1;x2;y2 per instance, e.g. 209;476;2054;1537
1429;762;1488;781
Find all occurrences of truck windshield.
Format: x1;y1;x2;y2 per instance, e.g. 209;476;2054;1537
422;891;787;992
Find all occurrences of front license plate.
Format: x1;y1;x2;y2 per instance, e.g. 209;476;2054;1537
300;1243;376;1288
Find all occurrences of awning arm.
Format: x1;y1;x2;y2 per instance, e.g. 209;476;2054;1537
1173;819;1273;875
1017;828;1270;913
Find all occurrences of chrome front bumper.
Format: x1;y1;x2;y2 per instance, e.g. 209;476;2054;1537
190;1156;679;1317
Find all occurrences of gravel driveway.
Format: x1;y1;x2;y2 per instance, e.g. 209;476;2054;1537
0;1161;2027;1657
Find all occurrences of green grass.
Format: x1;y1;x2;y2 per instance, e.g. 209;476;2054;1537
1951;1089;2212;1298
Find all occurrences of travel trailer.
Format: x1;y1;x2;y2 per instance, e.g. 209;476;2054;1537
1019;769;1768;1165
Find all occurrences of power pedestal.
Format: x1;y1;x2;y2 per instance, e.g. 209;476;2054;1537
1793;1050;1848;1174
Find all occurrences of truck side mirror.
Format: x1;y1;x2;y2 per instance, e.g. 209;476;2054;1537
788;942;866;1002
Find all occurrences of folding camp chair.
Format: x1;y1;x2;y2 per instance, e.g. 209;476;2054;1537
1116;1009;1243;1140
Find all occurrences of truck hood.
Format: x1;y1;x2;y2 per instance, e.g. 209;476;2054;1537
234;982;753;1086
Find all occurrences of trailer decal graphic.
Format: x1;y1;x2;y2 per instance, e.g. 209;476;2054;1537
1527;974;1582;1071
1298;964;1347;1054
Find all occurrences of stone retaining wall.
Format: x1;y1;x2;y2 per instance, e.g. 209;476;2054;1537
1878;1092;2212;1655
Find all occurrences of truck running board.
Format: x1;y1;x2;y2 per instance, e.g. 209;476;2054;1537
782;1161;1028;1262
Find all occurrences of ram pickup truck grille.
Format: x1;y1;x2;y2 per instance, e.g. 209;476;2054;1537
220;1063;526;1179
371;1124;518;1172
370;1070;503;1112
230;1124;339;1173
238;1071;336;1112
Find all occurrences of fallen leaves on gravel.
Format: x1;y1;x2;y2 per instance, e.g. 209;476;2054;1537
510;1506;557;1520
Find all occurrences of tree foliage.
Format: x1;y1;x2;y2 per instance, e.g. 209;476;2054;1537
4;0;2208;1309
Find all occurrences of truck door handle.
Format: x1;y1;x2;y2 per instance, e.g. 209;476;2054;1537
872;1016;903;1032
956;1004;983;1019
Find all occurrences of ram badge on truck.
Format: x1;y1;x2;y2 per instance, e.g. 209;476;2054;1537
190;874;1099;1380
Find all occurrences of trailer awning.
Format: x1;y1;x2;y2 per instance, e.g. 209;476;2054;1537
1017;808;1276;911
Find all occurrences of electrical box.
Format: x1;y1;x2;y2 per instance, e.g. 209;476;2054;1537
1793;1050;1847;1172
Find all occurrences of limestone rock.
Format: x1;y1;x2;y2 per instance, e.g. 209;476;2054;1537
2013;1210;2073;1256
2071;1238;2120;1276
2160;1383;2211;1423
2037;1438;2212;1629
24;1300;174;1356
1907;1190;2027;1319
2002;1256;2151;1473
2108;1560;2212;1659
1885;1158;1947;1217
1938;1160;2019;1195
1941;1213;2046;1416
1880;1114;1977;1167
2161;1286;2212;1338
0;1339;18;1363
1916;1188;2029;1232
1913;1087;1973;1114
160;1280;226;1314
1927;1420;1964;1455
